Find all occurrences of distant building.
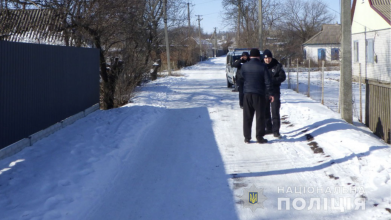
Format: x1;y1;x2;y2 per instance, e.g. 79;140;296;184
302;24;341;64
191;37;224;58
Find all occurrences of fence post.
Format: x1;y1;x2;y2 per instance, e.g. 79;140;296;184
287;58;290;89
308;59;310;97
358;63;362;123
321;60;325;105
338;67;341;113
365;79;369;126
296;59;299;93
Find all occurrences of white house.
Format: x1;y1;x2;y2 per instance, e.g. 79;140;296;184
351;0;391;82
302;24;341;64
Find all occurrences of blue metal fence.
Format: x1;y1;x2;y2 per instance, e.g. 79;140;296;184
0;41;99;149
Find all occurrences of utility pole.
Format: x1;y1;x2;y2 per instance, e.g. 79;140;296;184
258;0;263;50
187;2;191;37
214;27;217;57
340;0;352;123
187;2;192;63
196;15;203;61
237;0;241;46
163;0;171;75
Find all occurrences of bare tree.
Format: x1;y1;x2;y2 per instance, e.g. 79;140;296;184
222;0;284;48
278;0;335;60
221;0;334;61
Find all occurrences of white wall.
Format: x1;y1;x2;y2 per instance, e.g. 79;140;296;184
351;28;391;82
352;0;390;34
303;44;340;63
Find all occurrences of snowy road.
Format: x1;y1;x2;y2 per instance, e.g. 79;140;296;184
1;57;390;220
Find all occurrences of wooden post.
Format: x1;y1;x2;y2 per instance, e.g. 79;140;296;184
365;79;369;126
296;59;299;93
196;15;203;61
308;59;311;97
338;78;341;113
322;60;325;105
287;58;290;89
163;0;171;75
258;0;263;50
358;63;362;123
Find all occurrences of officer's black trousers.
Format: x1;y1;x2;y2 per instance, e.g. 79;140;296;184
265;94;281;133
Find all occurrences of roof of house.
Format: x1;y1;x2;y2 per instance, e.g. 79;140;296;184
352;0;391;25
0;9;64;42
302;24;341;46
192;37;213;46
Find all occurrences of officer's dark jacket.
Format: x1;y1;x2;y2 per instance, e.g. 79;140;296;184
266;58;286;95
241;58;274;96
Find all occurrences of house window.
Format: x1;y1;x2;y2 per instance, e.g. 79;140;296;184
331;48;339;60
318;48;326;61
366;39;374;63
354;41;359;62
303;49;307;60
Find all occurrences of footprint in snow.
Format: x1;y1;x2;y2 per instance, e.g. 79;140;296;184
79;168;94;176
328;174;339;180
21;210;35;218
44;196;62;210
358;157;368;166
0;196;11;206
58;180;71;187
233;182;248;189
44;195;74;211
41;183;56;193
87;157;100;163
377;165;385;173
42;210;62;220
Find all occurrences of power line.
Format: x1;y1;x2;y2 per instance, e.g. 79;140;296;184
203;12;220;16
196;0;220;5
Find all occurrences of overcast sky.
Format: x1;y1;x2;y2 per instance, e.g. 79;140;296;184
189;0;344;34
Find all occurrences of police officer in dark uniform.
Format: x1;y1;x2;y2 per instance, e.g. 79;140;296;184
263;49;286;138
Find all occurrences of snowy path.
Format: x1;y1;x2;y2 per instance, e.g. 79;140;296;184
0;57;390;220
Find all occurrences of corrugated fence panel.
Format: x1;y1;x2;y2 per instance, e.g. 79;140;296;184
0;41;99;149
367;80;391;144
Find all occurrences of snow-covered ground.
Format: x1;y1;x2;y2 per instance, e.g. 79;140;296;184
0;57;390;220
